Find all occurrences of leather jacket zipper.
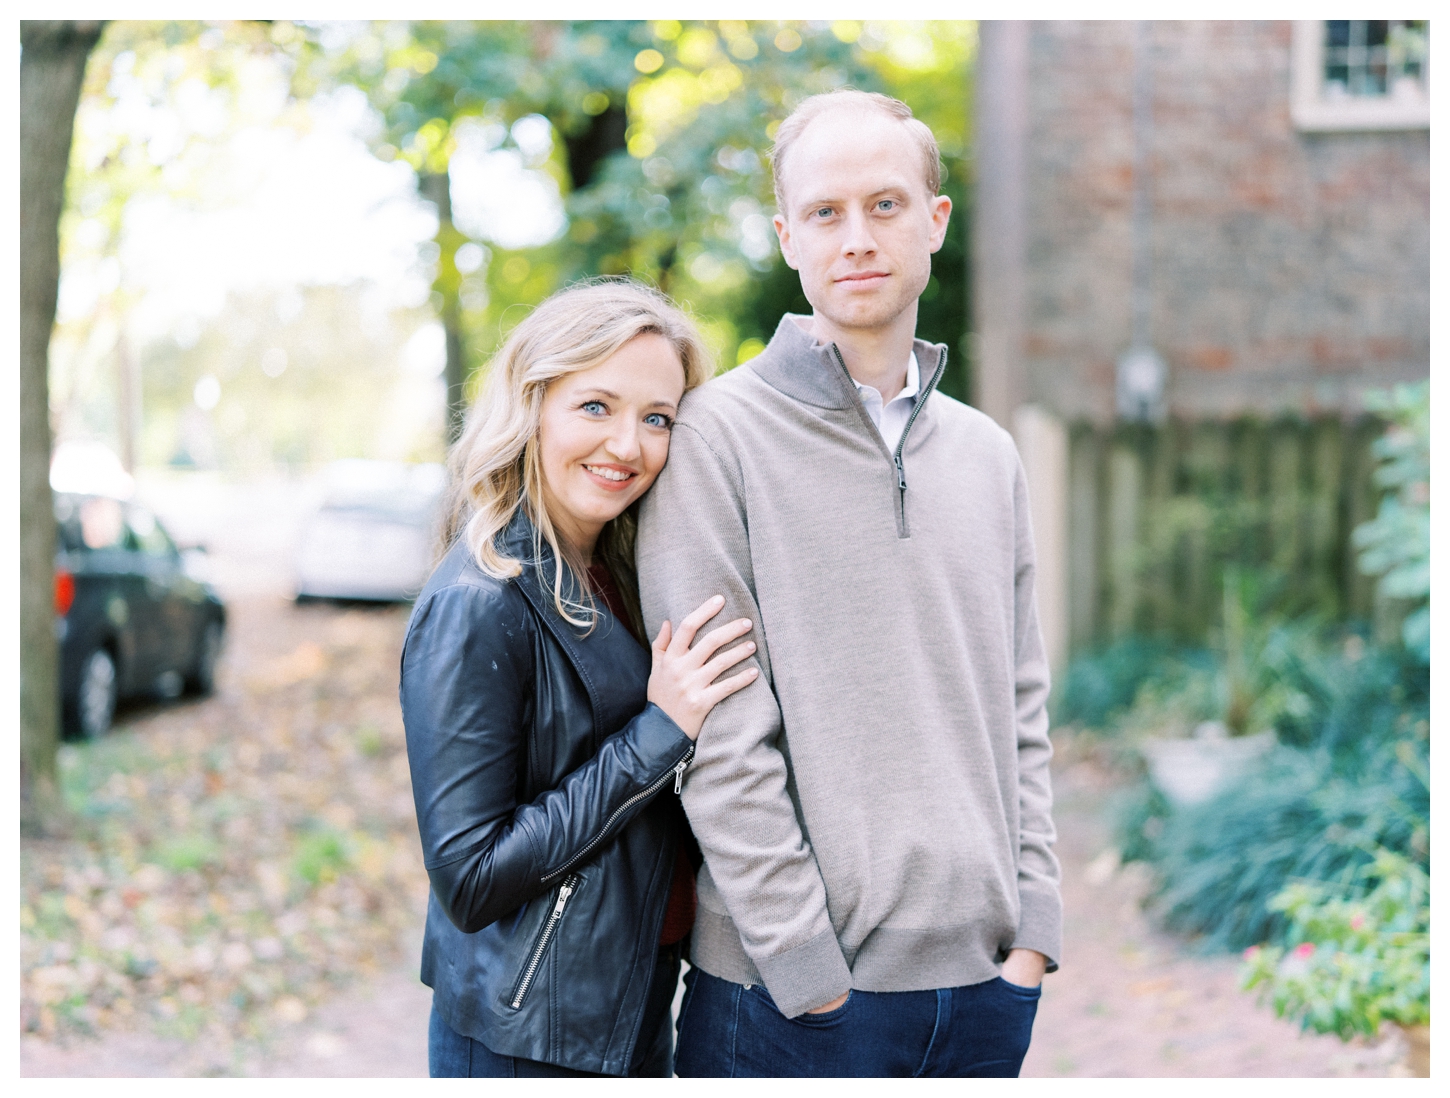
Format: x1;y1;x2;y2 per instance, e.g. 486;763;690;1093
540;745;696;885
510;873;580;1009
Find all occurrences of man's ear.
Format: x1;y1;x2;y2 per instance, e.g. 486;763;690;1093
927;194;952;254
773;212;800;271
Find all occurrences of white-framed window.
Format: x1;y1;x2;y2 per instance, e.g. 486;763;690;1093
1291;20;1430;131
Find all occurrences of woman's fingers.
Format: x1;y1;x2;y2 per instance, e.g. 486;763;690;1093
670;595;726;654
700;639;756;681
652;619;672;654
690;617;754;664
706;666;759;704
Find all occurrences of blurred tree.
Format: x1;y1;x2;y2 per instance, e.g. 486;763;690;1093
51;20;299;452
312;20;973;436
21;19;107;834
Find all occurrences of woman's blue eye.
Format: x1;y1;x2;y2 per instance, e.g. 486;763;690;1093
644;413;672;428
581;400;606;415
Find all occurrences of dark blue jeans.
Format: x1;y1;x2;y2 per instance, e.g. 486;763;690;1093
674;966;1041;1077
428;942;682;1077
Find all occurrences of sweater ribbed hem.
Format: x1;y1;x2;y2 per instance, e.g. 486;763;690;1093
690;905;1029;1013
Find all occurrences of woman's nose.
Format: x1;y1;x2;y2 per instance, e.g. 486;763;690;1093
605;421;641;462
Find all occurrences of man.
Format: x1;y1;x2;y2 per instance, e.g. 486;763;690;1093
636;89;1060;1078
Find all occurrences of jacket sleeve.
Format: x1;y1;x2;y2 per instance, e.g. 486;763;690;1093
1009;454;1064;970
400;581;694;934
636;423;852;1019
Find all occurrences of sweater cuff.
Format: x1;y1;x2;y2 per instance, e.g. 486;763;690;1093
1014;882;1063;972
752;925;853;1019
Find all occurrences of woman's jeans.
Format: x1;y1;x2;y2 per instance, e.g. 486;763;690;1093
428;942;683;1077
674;966;1041;1078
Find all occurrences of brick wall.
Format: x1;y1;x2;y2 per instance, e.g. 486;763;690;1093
1021;21;1429;424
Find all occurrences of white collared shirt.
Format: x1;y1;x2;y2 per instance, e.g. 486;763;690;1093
853;350;921;453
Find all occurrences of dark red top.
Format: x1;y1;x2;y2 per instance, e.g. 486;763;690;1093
587;565;697;947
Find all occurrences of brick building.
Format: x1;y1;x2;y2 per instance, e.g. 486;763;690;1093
971;20;1430;667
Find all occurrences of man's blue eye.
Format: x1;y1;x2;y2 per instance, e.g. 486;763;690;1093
815;207;832;218
582;400;606;415
878;200;896;211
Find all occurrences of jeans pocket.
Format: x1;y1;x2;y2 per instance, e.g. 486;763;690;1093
997;976;1043;998
788;989;854;1026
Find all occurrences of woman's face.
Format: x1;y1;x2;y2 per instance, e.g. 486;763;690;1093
537;332;686;560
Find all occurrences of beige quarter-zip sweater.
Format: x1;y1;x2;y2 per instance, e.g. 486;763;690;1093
635;315;1061;1020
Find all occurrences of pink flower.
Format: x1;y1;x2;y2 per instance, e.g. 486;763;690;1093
1243;946;1261;961
1350;913;1365;931
1293;942;1316;959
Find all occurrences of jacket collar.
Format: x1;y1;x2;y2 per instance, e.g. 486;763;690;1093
499;508;641;744
748;313;949;413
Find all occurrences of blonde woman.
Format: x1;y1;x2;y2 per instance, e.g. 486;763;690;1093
401;279;757;1078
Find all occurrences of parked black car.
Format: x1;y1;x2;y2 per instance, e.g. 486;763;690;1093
54;492;226;740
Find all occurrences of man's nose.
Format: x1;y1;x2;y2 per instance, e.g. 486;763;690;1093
841;208;878;257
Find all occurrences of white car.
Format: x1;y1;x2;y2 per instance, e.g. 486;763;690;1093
294;460;446;602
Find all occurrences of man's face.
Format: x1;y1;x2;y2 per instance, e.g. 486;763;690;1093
773;109;952;336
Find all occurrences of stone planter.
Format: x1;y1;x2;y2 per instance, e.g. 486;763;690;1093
1140;726;1275;807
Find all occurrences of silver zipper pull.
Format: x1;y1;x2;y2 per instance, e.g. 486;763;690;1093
553;882;574;916
674;758;689;794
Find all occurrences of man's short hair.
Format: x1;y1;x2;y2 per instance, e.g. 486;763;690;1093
770;89;942;213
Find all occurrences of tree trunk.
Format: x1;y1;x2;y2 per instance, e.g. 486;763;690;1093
419;171;467;444
20;20;106;835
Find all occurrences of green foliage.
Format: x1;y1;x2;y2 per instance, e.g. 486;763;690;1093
154;833;224;872
1056;573;1333;742
318;20;973;393
1241;850;1429;1039
355;723;385;757
291;827;352;886
1119;642;1428;952
1053;635;1205;731
1352;381;1429;661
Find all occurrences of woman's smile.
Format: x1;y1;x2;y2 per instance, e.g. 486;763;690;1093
582;462;639;488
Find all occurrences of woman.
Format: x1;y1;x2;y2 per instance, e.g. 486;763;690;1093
400;279;756;1077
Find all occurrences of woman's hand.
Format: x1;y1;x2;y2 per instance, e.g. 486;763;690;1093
647;595;758;740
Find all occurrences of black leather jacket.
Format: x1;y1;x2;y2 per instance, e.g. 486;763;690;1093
400;513;695;1075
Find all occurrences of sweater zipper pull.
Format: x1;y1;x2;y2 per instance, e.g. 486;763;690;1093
894;453;907;492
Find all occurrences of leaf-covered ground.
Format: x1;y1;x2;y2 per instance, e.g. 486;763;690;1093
20;595;429;1073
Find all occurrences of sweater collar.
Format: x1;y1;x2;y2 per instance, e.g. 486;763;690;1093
748;313;948;412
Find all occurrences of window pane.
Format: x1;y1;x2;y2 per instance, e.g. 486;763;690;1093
1323;19;1429;99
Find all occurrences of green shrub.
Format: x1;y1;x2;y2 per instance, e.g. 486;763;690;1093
1241;849;1428;1039
1054;636;1208;731
1119;645;1428;952
1353;380;1429;662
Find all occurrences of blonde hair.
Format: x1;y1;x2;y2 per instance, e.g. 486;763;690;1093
440;278;713;632
770;89;941;213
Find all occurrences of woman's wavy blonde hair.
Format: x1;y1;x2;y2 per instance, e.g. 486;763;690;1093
438;277;713;633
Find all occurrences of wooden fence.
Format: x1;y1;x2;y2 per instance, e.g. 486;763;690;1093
1065;416;1387;649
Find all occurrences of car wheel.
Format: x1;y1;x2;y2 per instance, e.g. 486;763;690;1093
77;647;118;741
186;619;223;696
